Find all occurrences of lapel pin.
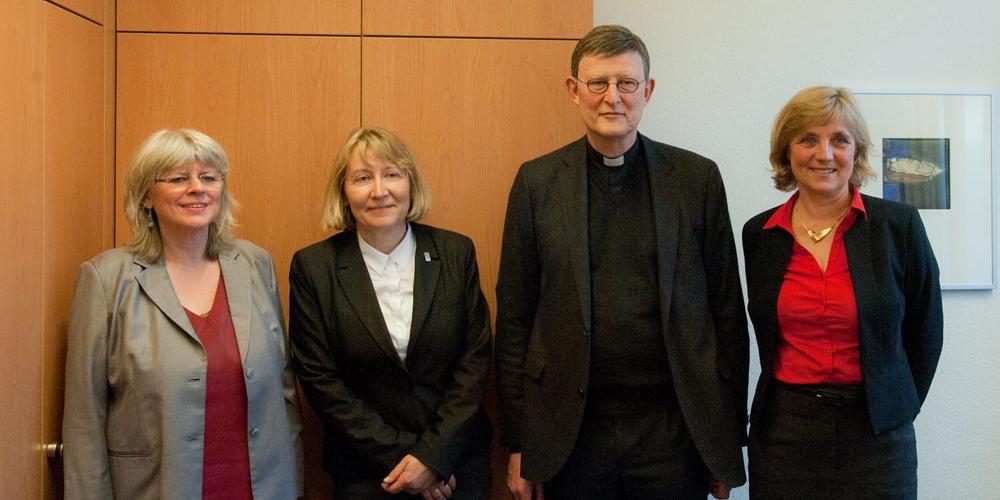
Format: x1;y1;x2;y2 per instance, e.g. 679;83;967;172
424;251;431;262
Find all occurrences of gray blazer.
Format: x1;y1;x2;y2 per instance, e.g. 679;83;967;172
62;240;302;500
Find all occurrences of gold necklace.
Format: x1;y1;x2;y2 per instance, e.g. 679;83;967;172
799;206;849;243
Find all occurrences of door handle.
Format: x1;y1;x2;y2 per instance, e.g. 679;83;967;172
42;443;63;459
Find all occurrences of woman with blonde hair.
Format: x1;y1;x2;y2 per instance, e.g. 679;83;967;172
289;127;492;499
743;86;943;499
63;128;302;499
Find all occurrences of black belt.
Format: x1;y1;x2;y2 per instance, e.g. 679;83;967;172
777;381;863;406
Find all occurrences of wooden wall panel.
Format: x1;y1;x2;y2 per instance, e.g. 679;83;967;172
363;0;591;38
118;0;360;35
118;36;359;498
363;37;582;499
47;0;104;24
363;37;582;310
41;4;109;499
0;0;43;498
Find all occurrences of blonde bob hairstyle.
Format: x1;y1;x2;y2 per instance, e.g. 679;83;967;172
769;85;876;191
124;128;238;261
321;127;431;231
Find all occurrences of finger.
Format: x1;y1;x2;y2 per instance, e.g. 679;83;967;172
535;482;545;500
448;475;457;490
437;481;453;498
420;490;434;500
383;460;406;485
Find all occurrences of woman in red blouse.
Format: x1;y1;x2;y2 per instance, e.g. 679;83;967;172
742;86;943;499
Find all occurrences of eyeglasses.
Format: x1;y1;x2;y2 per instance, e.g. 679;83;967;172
576;77;645;94
154;173;224;190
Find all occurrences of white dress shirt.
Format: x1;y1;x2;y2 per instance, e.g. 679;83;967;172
358;225;416;362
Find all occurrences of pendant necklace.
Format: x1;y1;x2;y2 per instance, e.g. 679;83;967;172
799;206;849;243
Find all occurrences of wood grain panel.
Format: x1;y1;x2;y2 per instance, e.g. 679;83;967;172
363;37;582;499
363;0;591;38
118;34;360;497
47;0;104;25
0;0;43;497
363;37;582;309
118;0;360;35
41;4;110;498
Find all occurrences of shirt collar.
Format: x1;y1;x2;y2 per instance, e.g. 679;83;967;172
764;187;868;235
358;224;414;274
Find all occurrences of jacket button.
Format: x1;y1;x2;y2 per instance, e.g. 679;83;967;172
582;329;588;337
249;427;260;437
245;369;255;380
578;386;585;397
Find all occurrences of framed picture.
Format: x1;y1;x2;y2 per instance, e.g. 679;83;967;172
854;90;996;289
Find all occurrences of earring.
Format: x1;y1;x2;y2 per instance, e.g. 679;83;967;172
146;208;155;227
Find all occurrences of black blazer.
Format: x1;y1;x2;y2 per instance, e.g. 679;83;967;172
288;223;492;482
742;194;943;436
495;135;750;485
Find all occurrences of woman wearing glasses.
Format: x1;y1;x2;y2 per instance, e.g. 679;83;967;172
62;129;302;499
289;127;492;499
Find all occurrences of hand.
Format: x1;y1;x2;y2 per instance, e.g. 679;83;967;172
419;475;457;500
382;454;437;495
709;478;732;499
507;452;544;500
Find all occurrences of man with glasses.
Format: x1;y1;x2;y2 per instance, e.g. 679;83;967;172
496;25;748;500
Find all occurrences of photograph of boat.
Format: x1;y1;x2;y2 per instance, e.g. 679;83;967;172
882;137;950;209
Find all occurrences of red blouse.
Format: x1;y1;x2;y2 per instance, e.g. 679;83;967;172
184;277;254;500
764;189;867;384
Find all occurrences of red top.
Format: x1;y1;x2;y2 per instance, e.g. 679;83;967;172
764;189;867;384
184;277;254;500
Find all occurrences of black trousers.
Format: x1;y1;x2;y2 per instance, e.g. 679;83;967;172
545;405;710;500
332;452;490;500
749;383;917;500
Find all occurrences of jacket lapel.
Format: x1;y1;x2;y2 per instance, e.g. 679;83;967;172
751;225;794;365
335;235;407;369
843;196;880;369
644;136;681;334
219;246;251;362
407;224;440;364
134;255;199;342
564;138;593;334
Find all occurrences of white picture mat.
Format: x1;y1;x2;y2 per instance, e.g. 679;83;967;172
855;92;995;289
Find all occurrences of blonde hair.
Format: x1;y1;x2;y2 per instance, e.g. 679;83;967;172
321;127;430;231
123;129;238;261
769;85;875;191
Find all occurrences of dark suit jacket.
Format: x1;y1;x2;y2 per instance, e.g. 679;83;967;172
742;194;943;436
495;135;750;485
288;223;492;483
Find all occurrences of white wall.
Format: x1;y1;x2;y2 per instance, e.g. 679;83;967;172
594;1;1000;498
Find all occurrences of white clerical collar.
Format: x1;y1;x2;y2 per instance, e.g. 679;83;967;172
603;155;625;167
358;224;415;274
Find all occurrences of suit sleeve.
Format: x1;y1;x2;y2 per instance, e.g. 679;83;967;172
262;253;304;494
288;253;417;470
494;166;540;450
409;239;492;478
702;164;750;436
62;261;114;500
901;208;943;404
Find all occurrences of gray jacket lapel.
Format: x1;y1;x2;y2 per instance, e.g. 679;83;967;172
564;139;592;334
134;256;198;342
219;246;251;362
